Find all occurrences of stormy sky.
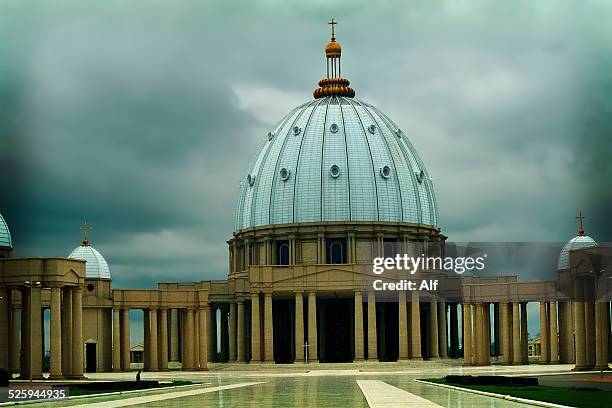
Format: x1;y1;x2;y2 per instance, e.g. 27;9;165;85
2;0;611;296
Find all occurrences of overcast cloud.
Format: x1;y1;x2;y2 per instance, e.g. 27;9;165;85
2;0;611;297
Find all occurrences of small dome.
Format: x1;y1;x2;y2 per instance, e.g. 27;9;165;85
325;39;341;58
0;213;12;249
69;245;111;279
557;235;597;270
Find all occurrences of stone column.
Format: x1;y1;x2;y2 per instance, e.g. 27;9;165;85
149;309;159;371
0;288;8;372
264;293;274;363
49;287;62;378
198;306;208;370
463;303;472;366
595;301;609;370
549;301;559;364
183;309;195;370
500;303;511;364
398;291;408;360
429;300;439;359
229;303;237;361
0;288;9;372
194;309;200;366
307;291;318;362
143;310;150;370
574;300;587;369
474;303;484;365
11;307;20;373
566;301;575;363
585;301;596;368
121;309;131;371
27;286;42;379
295;293;305;362
512;303;521;364
438;301;448;358
539;302;549;363
411;292;422;359
520;303;528;364
450;303;458;358
159;309;168;371
237;301;245;362
251;294;261;362
354;291;365;361
367;292;377;361
484;303;491;364
71;287;84;378
207;306;215;362
112;308;121;371
170;309;179;362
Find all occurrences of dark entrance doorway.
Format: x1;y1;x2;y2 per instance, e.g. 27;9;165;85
319;298;353;362
377;302;399;361
273;299;295;363
85;343;96;372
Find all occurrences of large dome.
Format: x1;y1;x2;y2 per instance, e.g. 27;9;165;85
557;235;597;270
69;244;112;279
234;96;439;231
0;213;12;249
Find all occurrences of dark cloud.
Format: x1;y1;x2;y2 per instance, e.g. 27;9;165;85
1;0;610;300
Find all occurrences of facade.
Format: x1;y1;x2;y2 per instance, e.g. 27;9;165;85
0;26;611;379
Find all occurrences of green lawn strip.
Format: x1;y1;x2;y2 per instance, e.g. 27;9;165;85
423;378;610;408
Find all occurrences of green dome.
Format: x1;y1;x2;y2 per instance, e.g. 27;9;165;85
234;96;439;231
0;213;12;249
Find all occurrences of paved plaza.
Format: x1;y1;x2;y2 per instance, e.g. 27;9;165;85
12;363;600;407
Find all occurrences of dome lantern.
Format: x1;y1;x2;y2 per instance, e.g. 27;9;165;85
314;19;355;99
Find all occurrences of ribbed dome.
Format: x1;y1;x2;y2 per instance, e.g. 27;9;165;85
68;245;112;279
0;213;12;249
234;96;439;231
557;235;597;270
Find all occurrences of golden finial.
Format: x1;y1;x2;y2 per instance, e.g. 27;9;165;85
81;222;93;246
575;211;585;236
314;19;355;99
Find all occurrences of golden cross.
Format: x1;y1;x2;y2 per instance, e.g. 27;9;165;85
81;221;93;242
329;19;337;38
575;211;585;235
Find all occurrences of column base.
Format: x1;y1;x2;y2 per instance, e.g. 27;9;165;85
573;365;593;371
594;365;610;370
198;367;209;371
112;368;122;372
353;358;365;362
65;375;85;380
48;375;64;380
250;360;262;363
410;357;422;361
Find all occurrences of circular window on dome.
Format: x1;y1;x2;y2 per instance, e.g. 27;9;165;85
87;283;95;292
380;165;391;179
247;174;256;186
330;123;339;133
279;168;291;181
293;126;301;136
416;170;425;183
267;131;274;140
395;128;402;138
330;164;341;178
367;124;376;134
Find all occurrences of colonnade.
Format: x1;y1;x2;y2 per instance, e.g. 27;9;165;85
0;285;83;379
112;306;210;372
